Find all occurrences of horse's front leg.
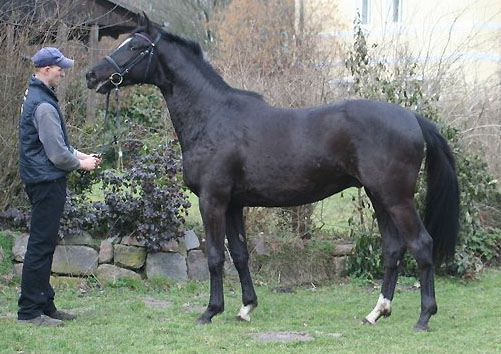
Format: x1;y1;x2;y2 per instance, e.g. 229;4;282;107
197;193;228;324
226;206;258;322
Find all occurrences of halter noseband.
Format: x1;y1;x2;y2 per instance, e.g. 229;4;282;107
104;33;161;86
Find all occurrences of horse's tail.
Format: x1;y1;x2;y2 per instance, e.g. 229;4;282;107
415;113;460;264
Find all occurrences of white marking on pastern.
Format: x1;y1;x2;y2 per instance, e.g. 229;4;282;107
237;304;255;322
364;294;392;324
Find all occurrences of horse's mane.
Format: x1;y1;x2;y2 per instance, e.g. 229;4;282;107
161;31;204;59
136;26;263;100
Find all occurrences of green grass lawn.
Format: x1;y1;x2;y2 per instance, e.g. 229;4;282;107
0;269;500;353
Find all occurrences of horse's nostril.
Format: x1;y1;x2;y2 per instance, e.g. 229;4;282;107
86;71;96;81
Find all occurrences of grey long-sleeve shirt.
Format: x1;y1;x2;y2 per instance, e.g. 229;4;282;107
33;103;80;171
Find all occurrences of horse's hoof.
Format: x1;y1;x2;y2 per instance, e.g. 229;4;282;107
196;316;212;325
362;318;376;325
413;323;431;332
235;315;250;322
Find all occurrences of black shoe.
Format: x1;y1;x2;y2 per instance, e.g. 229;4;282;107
18;315;64;327
46;310;77;321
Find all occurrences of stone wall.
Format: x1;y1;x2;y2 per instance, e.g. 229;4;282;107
10;231;354;285
11;230;209;285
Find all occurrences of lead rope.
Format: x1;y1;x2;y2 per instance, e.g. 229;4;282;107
100;82;123;170
101;90;111;157
114;85;123;170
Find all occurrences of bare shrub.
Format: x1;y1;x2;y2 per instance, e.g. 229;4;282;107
440;81;501;180
210;0;342;108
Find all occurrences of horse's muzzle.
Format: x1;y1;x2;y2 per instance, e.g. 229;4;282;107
85;70;98;89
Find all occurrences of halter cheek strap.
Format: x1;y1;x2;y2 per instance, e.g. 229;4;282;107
104;33;162;86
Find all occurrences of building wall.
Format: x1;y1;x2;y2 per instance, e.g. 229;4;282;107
301;0;501;85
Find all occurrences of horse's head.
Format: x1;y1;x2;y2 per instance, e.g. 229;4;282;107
86;14;162;93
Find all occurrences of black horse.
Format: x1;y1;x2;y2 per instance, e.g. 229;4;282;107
86;16;459;331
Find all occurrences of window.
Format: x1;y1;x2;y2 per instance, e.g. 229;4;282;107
392;0;402;23
355;0;371;25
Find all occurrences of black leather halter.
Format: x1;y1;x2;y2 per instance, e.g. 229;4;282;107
104;33;162;86
97;33;162;161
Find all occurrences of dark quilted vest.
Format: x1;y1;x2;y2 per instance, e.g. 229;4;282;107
19;76;71;184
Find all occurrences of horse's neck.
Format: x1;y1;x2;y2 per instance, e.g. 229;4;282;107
160;88;210;151
157;44;227;151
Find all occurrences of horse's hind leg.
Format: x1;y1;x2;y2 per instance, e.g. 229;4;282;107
363;189;406;325
385;198;437;331
226;206;258;321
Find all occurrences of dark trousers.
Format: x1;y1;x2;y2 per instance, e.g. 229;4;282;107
18;177;66;320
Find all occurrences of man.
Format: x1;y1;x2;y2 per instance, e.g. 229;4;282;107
18;47;101;327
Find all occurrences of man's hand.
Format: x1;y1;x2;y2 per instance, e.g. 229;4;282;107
79;155;102;171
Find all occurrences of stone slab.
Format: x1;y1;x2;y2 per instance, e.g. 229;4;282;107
59;231;99;248
183;230;200;251
96;264;141;284
224;257;239;277
114;244;146;269
251;237;270;256
12;234;29;262
146;252;187;281
187;250;209;280
333;243;355;256
121;236;146;247
99;239;114;264
160;238;179;253
51;245;98;276
13;263;23;278
333;256;348;277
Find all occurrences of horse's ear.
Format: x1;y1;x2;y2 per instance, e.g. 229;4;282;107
137;12;151;31
142;12;152;33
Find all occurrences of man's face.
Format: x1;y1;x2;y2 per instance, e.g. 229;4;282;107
45;65;65;87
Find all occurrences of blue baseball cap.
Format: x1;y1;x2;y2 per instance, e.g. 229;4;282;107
32;47;74;68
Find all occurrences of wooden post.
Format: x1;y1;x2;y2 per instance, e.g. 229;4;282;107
56;22;69;116
4;25;15;104
86;24;99;122
294;0;304;62
294;0;304;35
6;24;14;52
